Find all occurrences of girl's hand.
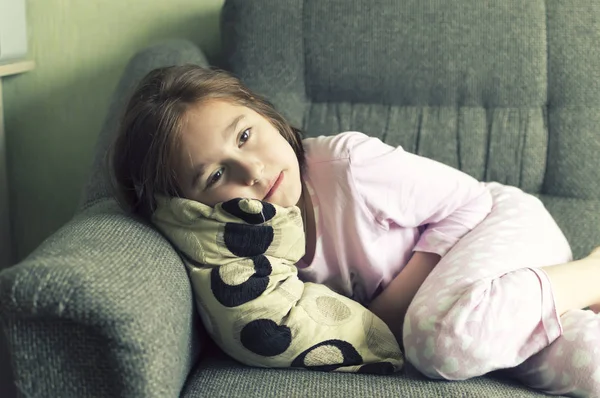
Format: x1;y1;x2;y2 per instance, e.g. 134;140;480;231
368;251;441;342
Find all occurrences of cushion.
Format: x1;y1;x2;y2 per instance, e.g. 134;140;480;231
151;196;404;374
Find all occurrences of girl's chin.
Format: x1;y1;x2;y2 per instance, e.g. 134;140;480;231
264;197;299;209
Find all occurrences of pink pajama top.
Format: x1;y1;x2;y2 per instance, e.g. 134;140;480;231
296;132;493;306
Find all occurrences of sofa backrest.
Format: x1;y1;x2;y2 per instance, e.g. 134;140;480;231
221;0;600;198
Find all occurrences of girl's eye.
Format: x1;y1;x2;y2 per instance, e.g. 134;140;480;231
207;169;223;188
239;128;251;146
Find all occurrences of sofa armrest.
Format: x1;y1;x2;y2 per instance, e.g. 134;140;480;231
0;200;203;397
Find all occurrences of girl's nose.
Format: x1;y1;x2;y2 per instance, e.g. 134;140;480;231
238;158;264;185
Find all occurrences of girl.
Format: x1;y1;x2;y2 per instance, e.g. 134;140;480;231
110;64;600;397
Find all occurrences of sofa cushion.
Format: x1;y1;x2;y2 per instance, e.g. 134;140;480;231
303;104;548;194
181;351;563;397
221;0;549;195
222;0;600;201
539;195;600;259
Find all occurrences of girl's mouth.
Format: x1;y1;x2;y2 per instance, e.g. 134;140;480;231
264;172;283;200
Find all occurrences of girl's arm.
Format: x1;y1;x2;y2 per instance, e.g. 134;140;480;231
343;132;493;340
368;251;440;342
348;132;493;259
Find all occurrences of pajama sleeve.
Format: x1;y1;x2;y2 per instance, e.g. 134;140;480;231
346;132;493;257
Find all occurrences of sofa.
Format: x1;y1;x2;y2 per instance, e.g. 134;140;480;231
2;0;599;396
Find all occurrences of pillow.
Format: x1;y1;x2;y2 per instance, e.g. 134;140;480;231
152;196;404;374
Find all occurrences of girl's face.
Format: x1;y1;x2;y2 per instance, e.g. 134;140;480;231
175;100;302;208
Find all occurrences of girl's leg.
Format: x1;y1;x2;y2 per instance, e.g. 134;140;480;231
503;309;600;397
403;182;574;380
543;247;600;316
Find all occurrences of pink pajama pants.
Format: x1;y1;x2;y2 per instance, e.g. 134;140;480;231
403;182;600;397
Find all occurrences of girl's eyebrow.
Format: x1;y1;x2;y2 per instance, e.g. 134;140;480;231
190;114;246;188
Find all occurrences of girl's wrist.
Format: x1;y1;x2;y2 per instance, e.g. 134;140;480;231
368;251;440;340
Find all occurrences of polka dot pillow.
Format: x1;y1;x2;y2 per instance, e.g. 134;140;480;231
152;196;404;374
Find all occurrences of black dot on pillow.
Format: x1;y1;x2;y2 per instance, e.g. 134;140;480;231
357;362;396;375
251;255;272;277
291;339;363;372
259;201;276;221
240;319;291;357
222;198;277;224
211;255;272;307
224;223;273;257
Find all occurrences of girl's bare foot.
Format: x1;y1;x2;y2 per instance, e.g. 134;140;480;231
586;246;600;313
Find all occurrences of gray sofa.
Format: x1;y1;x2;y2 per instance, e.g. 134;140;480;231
2;0;599;396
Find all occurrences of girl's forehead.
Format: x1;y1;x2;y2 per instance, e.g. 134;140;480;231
183;100;266;141
179;101;251;155
183;102;237;134
186;99;248;120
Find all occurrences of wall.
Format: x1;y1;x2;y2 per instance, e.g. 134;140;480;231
1;1;224;396
3;0;225;262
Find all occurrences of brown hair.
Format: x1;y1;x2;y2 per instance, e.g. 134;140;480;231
108;65;305;220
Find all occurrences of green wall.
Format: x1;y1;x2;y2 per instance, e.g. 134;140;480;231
3;0;225;262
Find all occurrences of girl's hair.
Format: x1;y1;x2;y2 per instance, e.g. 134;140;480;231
108;64;305;220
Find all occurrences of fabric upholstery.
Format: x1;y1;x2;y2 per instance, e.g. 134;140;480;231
182;353;556;398
303;105;548;194
0;0;598;397
539;195;600;260
0;40;209;397
222;0;600;259
545;1;600;199
0;200;203;397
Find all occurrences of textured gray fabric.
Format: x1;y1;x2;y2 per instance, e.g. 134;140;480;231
222;0;600;201
539;196;600;260
224;0;552;193
303;104;548;194
0;199;203;397
216;0;600;396
221;0;307;128
2;1;599;397
0;40;209;397
0;200;202;397
544;1;600;199
302;1;547;108
182;353;560;397
80;39;208;209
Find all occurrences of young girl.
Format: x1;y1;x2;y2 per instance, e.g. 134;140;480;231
110;64;600;397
